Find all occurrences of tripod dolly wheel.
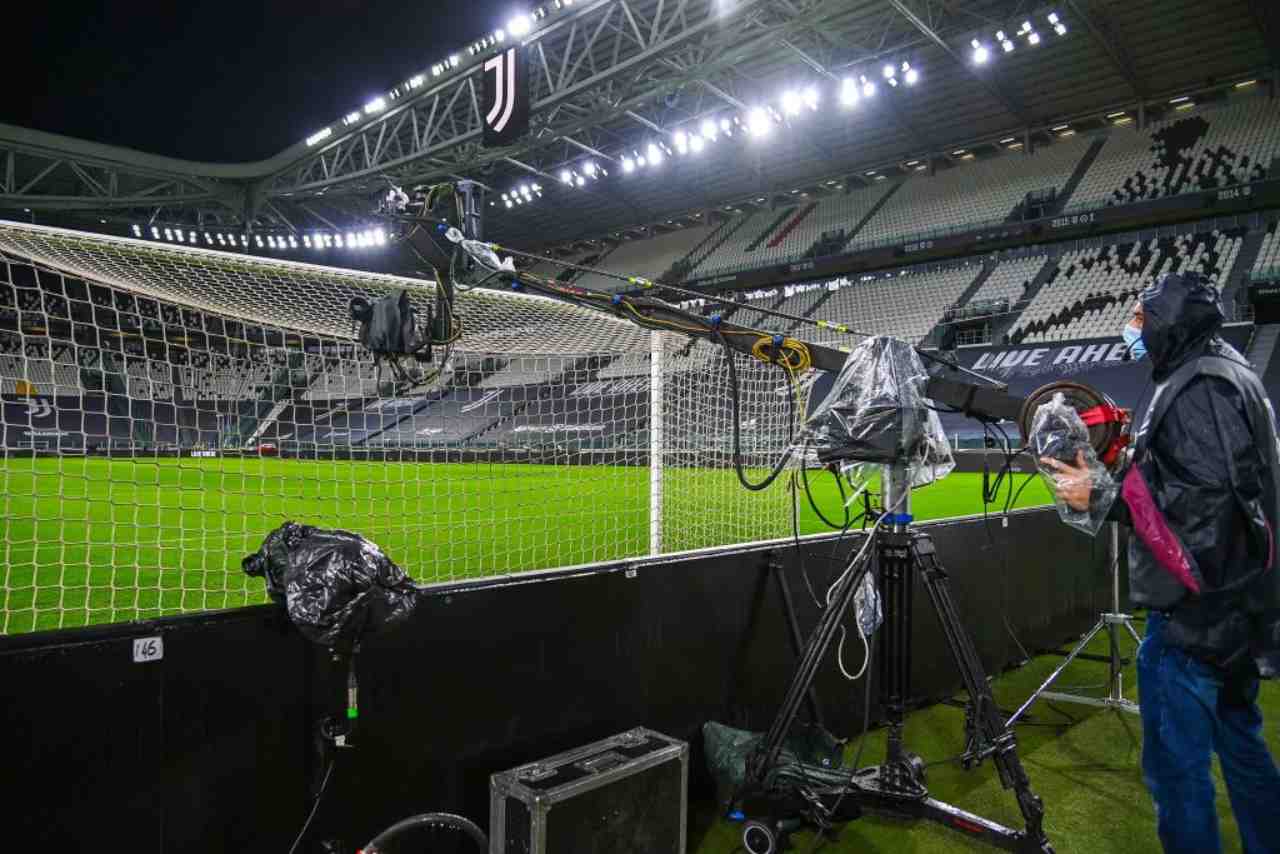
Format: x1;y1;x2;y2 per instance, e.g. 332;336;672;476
743;819;780;854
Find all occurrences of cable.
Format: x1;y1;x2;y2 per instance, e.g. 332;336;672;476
716;329;796;492
800;442;851;531
288;759;335;854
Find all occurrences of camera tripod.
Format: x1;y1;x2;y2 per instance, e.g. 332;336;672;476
1006;523;1140;726
736;464;1053;854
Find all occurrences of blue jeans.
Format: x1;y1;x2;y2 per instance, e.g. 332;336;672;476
1138;611;1280;854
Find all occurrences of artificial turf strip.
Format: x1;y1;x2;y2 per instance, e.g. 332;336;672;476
0;456;1052;634
688;627;1280;854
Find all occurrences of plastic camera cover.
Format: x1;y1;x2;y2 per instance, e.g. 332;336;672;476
453;236;516;273
802;336;954;490
242;522;421;649
1029;392;1119;536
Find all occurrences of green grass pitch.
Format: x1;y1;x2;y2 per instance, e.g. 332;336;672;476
3;460;1277;853
0;456;1051;634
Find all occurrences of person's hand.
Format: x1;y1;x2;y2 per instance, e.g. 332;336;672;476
1039;450;1093;512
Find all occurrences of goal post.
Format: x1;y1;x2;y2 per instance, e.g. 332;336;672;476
0;222;797;634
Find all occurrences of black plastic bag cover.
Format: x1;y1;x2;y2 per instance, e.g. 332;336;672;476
702;721;843;807
242;522;421;648
350;290;431;360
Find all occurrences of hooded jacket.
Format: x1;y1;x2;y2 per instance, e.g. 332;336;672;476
1114;271;1280;672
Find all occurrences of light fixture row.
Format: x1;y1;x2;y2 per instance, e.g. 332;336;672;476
131;224;389;251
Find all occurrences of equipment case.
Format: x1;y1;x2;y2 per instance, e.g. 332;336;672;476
489;726;688;853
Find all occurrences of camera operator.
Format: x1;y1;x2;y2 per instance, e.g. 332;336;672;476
1041;271;1280;854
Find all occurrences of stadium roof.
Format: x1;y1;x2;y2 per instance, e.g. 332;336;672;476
0;0;1274;254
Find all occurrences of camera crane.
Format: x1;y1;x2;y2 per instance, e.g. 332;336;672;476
374;187;1133;854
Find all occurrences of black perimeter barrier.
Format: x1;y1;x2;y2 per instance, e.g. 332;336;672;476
0;507;1120;853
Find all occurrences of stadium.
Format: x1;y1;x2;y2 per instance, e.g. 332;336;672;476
1;0;1278;852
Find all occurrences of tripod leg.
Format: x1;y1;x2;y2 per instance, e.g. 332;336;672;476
910;534;1051;851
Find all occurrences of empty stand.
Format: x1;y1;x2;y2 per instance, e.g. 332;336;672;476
572;225;715;291
1067;100;1280;211
811;264;982;347
849;139;1090;250
690;210;765;278
1253;220;1280;280
965;255;1049;307
1011;229;1244;343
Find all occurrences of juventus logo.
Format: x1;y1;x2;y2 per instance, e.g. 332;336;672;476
485;50;518;135
26;398;54;420
482;47;529;146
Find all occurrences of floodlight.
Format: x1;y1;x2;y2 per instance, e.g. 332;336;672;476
883;64;896;79
560;169;573;184
204;232;212;243
1002;38;1015;52
583;160;597;177
674;130;688;153
218;234;228;245
803;86;819;110
622;157;635;173
268;235;277;248
720;118;731;133
862;80;876;98
1020;20;1031;33
506;199;514;208
241;235;248;246
690;134;705;153
1028;31;1040;45
701;118;718;140
647;142;663;164
1054;23;1067;35
364;97;386;114
334;234;344;247
289;236;298;248
972;40;990;65
781;90;801;116
495;29;506;42
747;107;771;136
904;67;919;85
1047;12;1059;24
176;230;185;243
132;225;142;237
533;183;542;192
347;232;357;246
303;235;312;248
841;77;859;106
509;14;532;36
163;228;173;240
575;175;586;186
996;30;1006;40
255;235;263;247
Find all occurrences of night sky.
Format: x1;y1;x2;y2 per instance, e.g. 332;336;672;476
0;0;513;163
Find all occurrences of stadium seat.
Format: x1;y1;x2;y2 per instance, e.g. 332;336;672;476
811;263;982;347
572;223;717;291
1066;100;1280;212
1009;229;1245;343
850;138;1091;251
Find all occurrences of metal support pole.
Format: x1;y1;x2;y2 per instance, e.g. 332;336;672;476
649;330;664;556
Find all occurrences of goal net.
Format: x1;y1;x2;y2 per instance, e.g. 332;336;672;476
0;222;799;634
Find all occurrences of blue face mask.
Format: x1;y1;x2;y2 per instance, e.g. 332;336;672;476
1122;323;1146;361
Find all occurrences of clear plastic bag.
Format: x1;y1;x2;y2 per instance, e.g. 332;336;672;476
802;336;954;490
853;571;882;637
1029;392;1118;536
452;234;516;273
